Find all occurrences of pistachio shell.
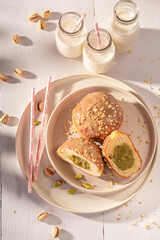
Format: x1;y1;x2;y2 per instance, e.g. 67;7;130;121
45;166;55;176
37;212;48;221
28;13;39;22
14;68;26;77
53;180;64;188
38;19;46;30
37;101;44;112
0;114;10;125
0;73;8;82
52;226;60;238
12;34;20;44
41;10;51;19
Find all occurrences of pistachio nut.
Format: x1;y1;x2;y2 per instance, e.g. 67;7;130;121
12;34;20;44
37;212;48;221
75;174;82;179
0;114;10;125
41;10;51;19
38;19;46;30
28;13;39;22
52;226;60;238
45;166;55;176
68;189;76;194
33;120;39;126
0;73;8;82
53;180;64;188
14;68;26;77
81;183;93;189
37;101;44;112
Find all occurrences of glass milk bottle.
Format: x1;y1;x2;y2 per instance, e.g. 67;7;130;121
83;29;115;74
107;0;139;53
55;12;87;58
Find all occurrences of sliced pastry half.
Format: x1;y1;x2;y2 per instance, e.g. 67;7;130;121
57;137;104;177
102;130;142;178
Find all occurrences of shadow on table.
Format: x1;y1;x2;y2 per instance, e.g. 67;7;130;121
50;12;61;21
1;28;160;227
7;75;20;84
107;28;160;85
45;22;56;32
19;36;33;46
59;229;73;240
25;71;37;79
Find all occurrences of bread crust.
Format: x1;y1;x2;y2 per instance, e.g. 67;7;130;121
57;137;104;176
103;130;142;178
72;92;123;141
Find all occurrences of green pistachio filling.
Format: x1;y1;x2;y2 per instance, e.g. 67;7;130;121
112;143;135;170
68;155;90;170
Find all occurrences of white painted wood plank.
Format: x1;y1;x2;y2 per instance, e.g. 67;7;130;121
1;0;104;239
1;0;160;239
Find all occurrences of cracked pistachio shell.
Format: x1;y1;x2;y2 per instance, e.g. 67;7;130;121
41;10;51;19
0;73;8;82
38;19;46;30
37;212;48;221
28;13;39;22
14;68;26;77
52;226;60;238
12;34;20;44
0;114;10;125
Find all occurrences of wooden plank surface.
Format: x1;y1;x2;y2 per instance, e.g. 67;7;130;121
1;0;160;239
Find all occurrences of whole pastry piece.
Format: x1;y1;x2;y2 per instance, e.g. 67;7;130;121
57;137;104;177
102;130;142;178
72;91;123;141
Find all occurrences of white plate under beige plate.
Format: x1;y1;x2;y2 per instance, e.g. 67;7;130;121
46;85;157;194
16;74;158;213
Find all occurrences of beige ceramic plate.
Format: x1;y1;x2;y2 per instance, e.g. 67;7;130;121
46;85;157;194
16;74;158;212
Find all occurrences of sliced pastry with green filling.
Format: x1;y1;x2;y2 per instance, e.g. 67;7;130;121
102;130;142;178
57;137;104;177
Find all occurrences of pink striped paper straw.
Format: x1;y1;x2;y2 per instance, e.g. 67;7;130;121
33;76;51;181
28;88;35;193
71;13;86;33
94;20;102;49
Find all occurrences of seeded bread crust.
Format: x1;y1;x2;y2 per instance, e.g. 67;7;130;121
102;130;142;178
72;92;123;142
57;137;104;177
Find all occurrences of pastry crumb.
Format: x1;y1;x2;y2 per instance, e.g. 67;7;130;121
138;201;143;204
139;58;143;61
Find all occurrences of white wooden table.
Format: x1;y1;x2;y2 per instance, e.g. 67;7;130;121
1;0;160;239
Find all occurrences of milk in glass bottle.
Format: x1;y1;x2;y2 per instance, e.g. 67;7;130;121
107;0;139;53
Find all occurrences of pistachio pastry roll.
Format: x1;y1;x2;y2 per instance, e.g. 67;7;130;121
72;92;123;141
102;130;142;178
57;137;104;177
